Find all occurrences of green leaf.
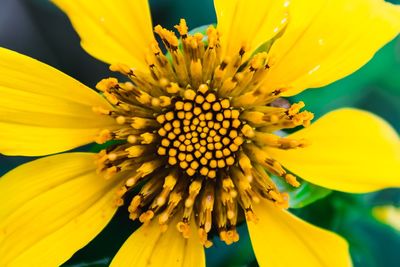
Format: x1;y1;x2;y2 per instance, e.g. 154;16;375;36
345;215;400;267
273;176;332;209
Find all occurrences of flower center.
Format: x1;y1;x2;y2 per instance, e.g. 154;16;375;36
93;19;314;247
156;86;243;178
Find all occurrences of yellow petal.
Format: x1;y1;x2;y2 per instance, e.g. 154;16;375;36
214;0;289;59
267;108;400;193
248;199;351;267
52;0;154;70
262;0;400;96
110;218;205;267
0;153;121;267
0;48;116;156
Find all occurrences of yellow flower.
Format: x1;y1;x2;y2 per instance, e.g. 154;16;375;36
0;0;400;266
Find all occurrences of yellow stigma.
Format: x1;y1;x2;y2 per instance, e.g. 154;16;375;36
94;19;313;247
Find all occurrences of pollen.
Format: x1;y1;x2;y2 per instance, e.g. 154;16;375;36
94;19;314;247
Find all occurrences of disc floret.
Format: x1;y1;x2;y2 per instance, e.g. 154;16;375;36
156;84;243;179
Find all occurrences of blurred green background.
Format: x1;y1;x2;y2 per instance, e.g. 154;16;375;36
0;0;399;266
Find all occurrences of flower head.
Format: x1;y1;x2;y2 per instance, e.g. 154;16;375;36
92;20;317;246
0;0;400;266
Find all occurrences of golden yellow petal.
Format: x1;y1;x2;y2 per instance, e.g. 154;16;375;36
52;0;154;70
0;48;116;156
110;218;205;267
248;199;352;267
214;0;289;59
267;108;400;193
262;0;400;96
0;153;121;267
